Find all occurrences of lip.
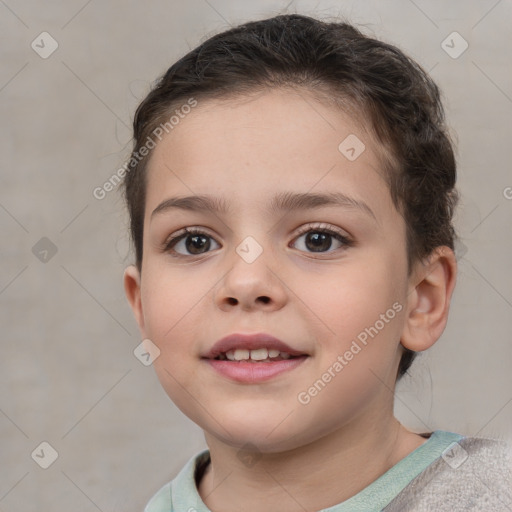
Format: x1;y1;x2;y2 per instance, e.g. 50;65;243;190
203;332;309;383
204;333;307;360
206;356;308;383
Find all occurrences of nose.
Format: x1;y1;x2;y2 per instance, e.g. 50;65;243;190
214;248;288;312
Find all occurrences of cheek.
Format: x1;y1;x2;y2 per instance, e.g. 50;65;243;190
140;273;205;415
140;270;197;352
141;258;206;321
302;260;404;333
296;257;406;389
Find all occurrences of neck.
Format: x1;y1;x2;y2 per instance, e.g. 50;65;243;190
198;414;427;512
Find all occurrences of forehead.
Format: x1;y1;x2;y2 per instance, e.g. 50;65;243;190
144;88;394;219
151;88;374;163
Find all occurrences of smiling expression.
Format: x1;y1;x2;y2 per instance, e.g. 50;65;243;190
126;87;414;452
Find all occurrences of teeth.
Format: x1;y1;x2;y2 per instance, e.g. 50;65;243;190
223;348;293;361
233;349;250;361
250;348;268;360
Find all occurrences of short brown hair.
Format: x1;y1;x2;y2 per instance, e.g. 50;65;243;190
122;13;458;380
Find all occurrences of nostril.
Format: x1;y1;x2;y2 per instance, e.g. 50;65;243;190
224;296;270;306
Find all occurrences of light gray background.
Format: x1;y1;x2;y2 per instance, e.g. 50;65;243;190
1;0;511;511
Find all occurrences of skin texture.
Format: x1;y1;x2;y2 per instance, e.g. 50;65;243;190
124;88;457;512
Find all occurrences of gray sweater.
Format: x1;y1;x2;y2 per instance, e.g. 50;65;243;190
384;436;512;511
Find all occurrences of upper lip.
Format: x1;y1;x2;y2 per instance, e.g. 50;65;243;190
204;333;308;359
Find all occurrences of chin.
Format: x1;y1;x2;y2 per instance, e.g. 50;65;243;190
201;408;309;453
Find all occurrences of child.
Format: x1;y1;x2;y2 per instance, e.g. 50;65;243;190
122;13;512;512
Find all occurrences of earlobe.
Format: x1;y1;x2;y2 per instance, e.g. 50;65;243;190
123;265;145;334
401;246;457;352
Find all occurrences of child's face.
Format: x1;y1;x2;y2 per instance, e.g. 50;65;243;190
126;88;415;452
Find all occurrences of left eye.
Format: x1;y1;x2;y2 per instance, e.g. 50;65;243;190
291;228;350;253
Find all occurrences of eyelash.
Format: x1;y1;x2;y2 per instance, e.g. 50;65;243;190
163;223;353;258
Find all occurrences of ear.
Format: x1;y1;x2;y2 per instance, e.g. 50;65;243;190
401;246;457;352
123;265;146;336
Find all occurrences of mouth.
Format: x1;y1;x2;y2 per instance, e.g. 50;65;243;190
204;332;308;359
204;333;309;383
214;347;301;362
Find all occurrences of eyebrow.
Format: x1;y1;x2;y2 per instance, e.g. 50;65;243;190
150;191;376;221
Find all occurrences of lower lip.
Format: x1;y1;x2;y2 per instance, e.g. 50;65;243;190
205;356;308;383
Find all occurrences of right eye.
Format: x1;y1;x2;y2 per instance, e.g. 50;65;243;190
164;228;221;257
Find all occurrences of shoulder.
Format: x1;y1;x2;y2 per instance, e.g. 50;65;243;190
143;449;211;512
144;481;172;512
385;433;512;511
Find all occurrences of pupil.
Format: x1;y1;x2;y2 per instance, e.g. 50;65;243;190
186;234;210;254
306;232;331;252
